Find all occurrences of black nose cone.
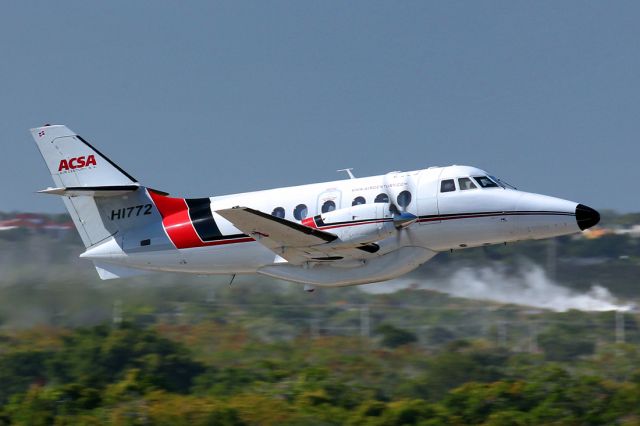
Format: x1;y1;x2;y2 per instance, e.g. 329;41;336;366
576;204;600;230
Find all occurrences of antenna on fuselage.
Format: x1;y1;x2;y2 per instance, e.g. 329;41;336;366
337;168;356;179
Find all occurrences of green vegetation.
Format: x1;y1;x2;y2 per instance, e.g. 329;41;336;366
1;321;640;425
0;210;638;424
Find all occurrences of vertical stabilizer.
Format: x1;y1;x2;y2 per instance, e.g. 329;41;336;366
30;125;156;248
30;125;137;188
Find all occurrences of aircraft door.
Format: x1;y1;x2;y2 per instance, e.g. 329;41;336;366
417;168;441;225
317;189;342;216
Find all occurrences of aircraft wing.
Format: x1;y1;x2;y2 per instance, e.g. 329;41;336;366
215;207;340;264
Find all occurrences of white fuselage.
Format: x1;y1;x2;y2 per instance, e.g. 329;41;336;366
80;165;597;287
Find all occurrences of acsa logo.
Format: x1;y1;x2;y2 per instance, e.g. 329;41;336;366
58;155;97;172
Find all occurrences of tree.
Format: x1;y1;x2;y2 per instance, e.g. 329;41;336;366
537;326;595;361
0;350;50;405
47;324;204;393
376;324;417;348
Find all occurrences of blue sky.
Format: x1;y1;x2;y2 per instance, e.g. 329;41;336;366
2;2;638;212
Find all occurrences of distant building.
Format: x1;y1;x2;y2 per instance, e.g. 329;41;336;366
0;213;74;235
613;224;640;238
581;228;612;239
581;225;640;239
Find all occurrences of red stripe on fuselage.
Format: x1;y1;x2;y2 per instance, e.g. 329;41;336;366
301;217;317;228
147;190;254;249
320;218;390;230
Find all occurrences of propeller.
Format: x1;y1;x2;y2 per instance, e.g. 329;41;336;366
382;172;417;228
381;172;419;250
393;211;418;229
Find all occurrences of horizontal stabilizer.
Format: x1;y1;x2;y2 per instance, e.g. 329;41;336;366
93;261;154;280
38;185;141;197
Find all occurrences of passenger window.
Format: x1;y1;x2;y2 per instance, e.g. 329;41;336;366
352;196;366;206
321;200;336;213
473;176;499;188
293;204;308;220
374;193;389;203
440;179;456;193
397;190;412;208
271;207;285;218
458;177;477;190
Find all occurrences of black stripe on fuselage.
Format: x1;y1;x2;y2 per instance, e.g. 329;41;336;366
185;198;228;242
304;210;575;231
310;210;574;230
313;215;326;227
176;209;574;246
417;210;575;223
320;217;392;228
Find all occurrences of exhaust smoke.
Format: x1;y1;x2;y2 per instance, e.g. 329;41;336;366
364;262;631;312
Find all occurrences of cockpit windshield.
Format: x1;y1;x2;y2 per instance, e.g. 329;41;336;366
490;176;517;190
472;176;500;188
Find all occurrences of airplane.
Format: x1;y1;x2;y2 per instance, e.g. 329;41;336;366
30;124;600;291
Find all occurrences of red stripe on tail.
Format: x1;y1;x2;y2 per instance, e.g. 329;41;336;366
147;190;202;248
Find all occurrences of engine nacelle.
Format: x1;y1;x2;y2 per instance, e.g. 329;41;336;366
302;203;396;245
259;246;438;287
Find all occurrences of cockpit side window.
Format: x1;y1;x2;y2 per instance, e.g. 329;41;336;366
458;177;477;190
440;179;456;193
473;176;499;188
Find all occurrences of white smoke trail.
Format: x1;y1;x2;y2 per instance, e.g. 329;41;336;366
363;263;632;312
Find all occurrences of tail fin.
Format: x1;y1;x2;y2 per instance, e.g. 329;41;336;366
30;125;158;248
30;125;137;188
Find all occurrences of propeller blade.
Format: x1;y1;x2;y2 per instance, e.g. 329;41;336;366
393;212;418;229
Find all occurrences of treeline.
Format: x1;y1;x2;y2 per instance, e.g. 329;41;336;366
1;322;640;425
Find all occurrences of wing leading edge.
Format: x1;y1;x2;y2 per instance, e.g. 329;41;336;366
216;206;381;265
216;207;341;264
